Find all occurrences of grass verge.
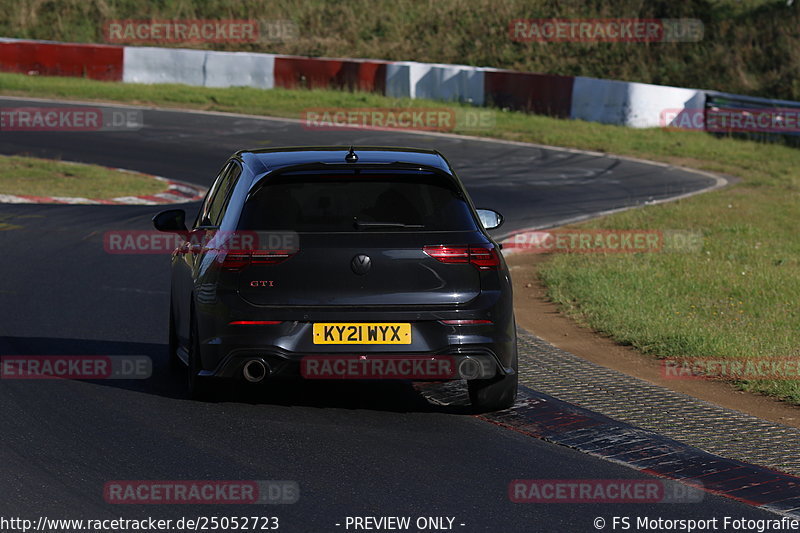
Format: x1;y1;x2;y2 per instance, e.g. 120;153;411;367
0;154;166;198
1;72;798;402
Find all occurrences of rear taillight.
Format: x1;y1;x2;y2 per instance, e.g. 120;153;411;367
423;245;500;270
221;252;250;270
220;249;296;271
251;249;294;264
423;246;470;263
468;246;501;269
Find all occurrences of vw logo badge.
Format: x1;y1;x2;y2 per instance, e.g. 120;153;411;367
351;254;372;275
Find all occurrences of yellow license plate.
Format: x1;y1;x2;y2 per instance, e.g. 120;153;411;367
313;323;412;344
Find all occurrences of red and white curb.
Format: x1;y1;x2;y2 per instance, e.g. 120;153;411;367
0;171;206;205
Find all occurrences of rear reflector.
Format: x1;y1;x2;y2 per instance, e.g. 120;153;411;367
439;319;494;325
221;250;295;270
229;321;283;325
423;245;500;270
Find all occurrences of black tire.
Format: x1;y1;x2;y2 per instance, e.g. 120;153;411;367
187;314;215;401
468;352;518;413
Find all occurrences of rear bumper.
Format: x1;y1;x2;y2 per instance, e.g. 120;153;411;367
203;345;515;381
193;285;516;381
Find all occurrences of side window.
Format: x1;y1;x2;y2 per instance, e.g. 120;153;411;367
207;163;241;226
197;162;242;227
196;163;230;228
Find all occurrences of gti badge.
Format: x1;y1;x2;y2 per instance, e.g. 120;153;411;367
351;254;371;275
250;280;275;287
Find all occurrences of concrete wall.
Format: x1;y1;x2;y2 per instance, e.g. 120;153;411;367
386;61;485;105
571;76;705;128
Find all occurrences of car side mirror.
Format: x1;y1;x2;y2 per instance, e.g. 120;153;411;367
153;209;188;233
476;209;503;230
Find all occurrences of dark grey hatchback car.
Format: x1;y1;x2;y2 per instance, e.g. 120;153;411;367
153;146;518;412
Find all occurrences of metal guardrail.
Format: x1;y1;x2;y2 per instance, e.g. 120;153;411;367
704;89;800;144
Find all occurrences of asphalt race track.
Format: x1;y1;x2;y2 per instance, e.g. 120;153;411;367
0;98;777;531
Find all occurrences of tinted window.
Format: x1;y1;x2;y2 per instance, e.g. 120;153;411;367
238;173;477;232
196;164;228;227
200;162;241;227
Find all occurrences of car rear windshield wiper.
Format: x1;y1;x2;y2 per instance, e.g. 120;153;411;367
353;219;425;230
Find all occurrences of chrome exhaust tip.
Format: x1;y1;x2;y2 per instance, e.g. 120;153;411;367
243;359;270;383
458;357;483;380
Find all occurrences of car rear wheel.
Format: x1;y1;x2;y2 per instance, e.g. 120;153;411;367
187;314;215;401
468;352;518;413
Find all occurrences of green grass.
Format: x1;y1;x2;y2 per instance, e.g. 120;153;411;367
538;191;800;402
1;72;798;402
0;72;423;119
1;0;799;99
0;154;166;198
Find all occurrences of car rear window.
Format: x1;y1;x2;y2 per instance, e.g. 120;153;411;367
238;172;478;232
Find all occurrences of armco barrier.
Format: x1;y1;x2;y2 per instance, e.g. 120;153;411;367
571;76;704;128
483;70;573;117
0;40;122;81
703;90;800;145
273;56;386;92
386;61;485;105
